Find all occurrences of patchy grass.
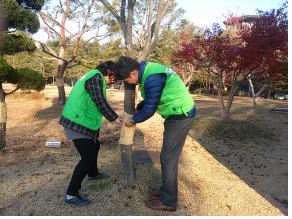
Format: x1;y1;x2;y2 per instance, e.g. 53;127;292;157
192;109;276;147
88;180;113;192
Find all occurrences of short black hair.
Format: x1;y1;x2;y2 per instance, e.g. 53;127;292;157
115;56;139;80
96;60;118;76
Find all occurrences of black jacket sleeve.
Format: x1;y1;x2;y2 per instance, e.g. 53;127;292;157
85;75;118;122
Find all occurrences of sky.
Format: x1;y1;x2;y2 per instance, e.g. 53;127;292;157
33;0;285;42
176;0;285;27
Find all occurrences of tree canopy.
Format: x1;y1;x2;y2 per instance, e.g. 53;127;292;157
172;1;288;118
0;0;45;88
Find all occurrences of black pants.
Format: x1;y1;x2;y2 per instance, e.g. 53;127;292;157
66;138;100;196
159;116;195;208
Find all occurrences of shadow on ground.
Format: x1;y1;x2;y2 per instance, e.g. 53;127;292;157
34;98;63;120
189;99;288;215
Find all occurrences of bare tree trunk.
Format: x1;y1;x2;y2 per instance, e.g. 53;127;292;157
248;76;256;108
121;0;136;184
183;72;194;87
56;62;66;104
99;0;137;185
268;89;271;99
0;83;6;150
120;83;136;184
139;0;174;59
215;84;226;119
204;82;207;90
39;57;45;77
223;83;239;120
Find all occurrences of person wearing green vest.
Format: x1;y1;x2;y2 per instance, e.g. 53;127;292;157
115;56;196;212
59;60;123;206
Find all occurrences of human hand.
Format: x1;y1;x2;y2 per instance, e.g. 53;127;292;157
125;119;135;127
115;116;123;125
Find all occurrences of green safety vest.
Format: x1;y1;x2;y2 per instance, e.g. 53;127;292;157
62;69;106;130
140;62;195;118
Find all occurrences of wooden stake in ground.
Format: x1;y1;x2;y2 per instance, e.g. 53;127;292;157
119;84;136;184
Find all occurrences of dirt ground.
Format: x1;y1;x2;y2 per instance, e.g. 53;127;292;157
0;85;288;216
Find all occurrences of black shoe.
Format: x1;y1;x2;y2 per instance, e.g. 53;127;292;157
88;172;110;180
64;194;91;206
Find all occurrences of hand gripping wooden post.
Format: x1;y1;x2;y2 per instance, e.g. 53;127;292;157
119;85;136;184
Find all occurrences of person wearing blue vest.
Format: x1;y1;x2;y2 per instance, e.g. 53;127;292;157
59;60;123;206
115;56;196;212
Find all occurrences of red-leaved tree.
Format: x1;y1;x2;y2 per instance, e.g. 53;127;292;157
237;2;288;106
173;1;287;119
173;24;243;119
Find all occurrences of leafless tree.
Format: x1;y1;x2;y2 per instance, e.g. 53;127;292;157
38;0;114;104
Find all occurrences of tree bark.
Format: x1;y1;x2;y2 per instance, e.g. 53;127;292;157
139;0;173;60
98;0;137;185
0;83;6;150
248;75;256;108
183;72;194;87
223;83;239;119
120;82;136;184
215;84;226;118
120;0;136;184
267;89;271;99
56;62;66;104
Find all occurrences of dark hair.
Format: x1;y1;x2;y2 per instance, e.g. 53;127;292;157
96;60;118;76
115;56;139;80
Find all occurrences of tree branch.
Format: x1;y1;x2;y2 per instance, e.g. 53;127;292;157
144;0;174;57
58;0;64;13
36;41;66;62
86;31;115;42
39;13;61;37
99;0;121;22
66;62;81;68
255;84;268;97
120;0;126;22
37;55;57;61
68;2;93;64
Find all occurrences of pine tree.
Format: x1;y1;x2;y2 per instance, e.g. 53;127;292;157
0;0;45;149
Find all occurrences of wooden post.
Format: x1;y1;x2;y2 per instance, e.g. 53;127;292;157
119;84;136;184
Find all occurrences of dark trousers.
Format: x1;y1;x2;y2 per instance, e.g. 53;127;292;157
159;116;195;208
66;138;100;196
